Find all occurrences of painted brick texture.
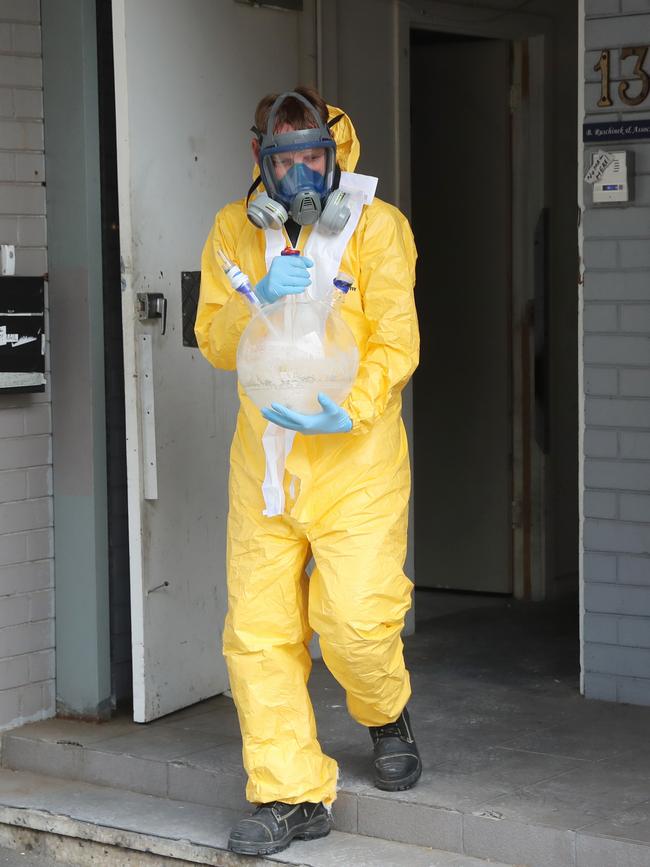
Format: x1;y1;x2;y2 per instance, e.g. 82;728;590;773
583;3;650;706
0;0;54;731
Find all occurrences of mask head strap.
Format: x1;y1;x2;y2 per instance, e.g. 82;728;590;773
246;175;262;207
261;91;332;149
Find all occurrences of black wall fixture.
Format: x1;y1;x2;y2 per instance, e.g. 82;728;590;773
181;271;200;347
0;276;45;393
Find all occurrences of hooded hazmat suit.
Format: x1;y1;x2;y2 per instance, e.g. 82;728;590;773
195;104;419;808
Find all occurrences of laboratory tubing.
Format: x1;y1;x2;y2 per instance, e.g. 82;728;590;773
217;248;260;307
332;271;354;306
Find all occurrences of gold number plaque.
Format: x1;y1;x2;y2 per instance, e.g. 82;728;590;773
594;49;613;108
619;46;650;106
594;45;650;109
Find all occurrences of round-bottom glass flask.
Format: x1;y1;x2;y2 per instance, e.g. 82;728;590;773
237;294;359;414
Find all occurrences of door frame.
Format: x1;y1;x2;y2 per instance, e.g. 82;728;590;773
43;0;112;720
397;2;552;601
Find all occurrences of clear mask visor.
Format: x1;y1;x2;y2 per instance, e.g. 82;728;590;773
260;138;336;207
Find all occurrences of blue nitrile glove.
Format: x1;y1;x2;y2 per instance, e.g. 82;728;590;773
262;392;352;435
254;255;313;305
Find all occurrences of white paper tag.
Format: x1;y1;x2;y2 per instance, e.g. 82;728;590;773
339;171;378;205
0;326;5;346
585;150;613;185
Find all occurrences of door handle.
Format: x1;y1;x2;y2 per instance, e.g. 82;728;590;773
137;292;168;335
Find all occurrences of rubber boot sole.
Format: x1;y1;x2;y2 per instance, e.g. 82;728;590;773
228;815;331;856
374;757;423;792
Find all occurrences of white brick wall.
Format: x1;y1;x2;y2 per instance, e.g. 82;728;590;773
0;0;54;732
583;0;650;706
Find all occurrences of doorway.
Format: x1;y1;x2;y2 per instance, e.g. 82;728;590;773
95;3;579;721
411;29;513;596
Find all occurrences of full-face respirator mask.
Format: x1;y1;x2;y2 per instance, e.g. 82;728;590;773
246;91;351;235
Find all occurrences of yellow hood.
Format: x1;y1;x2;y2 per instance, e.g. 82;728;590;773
326;103;360;173
251;102;360;182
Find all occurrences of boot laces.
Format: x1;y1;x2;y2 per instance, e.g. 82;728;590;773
255;800;282;814
376;721;402;738
371;711;413;743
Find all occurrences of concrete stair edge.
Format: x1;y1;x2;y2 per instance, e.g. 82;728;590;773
0;768;514;867
0;802;254;867
4;731;650;867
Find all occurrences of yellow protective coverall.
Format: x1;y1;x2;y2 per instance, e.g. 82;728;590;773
195;105;419;808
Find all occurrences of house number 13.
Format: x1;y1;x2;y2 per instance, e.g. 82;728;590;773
595;46;650;108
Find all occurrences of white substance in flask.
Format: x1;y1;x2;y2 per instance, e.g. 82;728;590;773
237;291;359;414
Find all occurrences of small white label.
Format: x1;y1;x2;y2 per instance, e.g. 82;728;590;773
0;326;34;347
585;150;613;184
0;245;15;276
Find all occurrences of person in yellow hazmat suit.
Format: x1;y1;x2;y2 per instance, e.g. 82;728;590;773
195;86;421;858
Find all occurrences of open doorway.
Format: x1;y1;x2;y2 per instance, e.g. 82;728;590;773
95;1;580;718
411;29;513;598
409;17;579;641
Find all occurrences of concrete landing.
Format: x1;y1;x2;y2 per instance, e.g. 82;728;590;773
2;592;650;867
0;769;512;867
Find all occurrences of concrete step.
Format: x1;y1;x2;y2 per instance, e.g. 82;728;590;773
4;717;650;867
0;769;513;867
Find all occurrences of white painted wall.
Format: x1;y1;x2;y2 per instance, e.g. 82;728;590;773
0;0;55;732
581;0;650;706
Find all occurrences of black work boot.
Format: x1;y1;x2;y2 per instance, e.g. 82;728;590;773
369;706;422;791
227;800;331;856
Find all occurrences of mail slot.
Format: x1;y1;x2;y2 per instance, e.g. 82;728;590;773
0;276;45;393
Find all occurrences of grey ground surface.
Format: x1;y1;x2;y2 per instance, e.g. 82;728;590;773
3;589;650;867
